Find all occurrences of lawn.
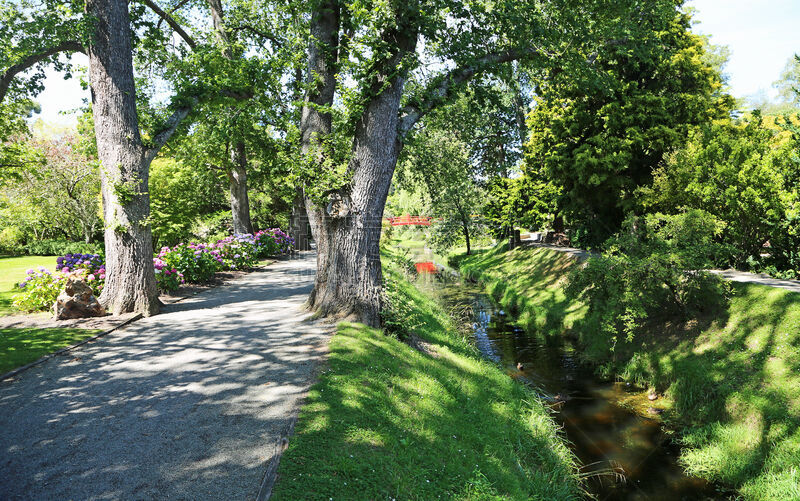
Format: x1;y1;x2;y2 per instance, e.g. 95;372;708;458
0;327;103;374
271;252;579;500
0;255;58;315
456;244;800;500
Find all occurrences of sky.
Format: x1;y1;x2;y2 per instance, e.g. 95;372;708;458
29;1;800;127
687;0;800;100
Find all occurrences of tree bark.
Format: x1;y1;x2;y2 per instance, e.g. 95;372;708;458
462;217;472;255
305;15;417;326
300;0;339;312
87;0;159;316
290;188;311;250
207;0;254;236
228;141;253;234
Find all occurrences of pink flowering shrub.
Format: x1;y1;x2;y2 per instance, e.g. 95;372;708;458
253;229;294;257
13;267;104;312
153;257;184;292
213;234;258;269
157;243;222;283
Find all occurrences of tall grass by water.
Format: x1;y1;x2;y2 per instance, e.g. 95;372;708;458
271;253;580;500
455;244;800;499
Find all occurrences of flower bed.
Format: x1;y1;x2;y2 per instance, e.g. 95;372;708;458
12;229;294;313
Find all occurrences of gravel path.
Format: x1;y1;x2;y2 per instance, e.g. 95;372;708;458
0;251;330;500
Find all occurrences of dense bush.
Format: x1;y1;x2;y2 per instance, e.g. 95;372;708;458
24;239;103;256
642;116;800;270
212;235;259;270
157;243;224;283
254;228;294;256
153;258;184;292
13;229;293;312
0;226;25;253
56;253;104;275
13;267;104;312
566;210;730;351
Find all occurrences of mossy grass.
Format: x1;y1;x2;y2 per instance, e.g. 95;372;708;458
271;255;580;500
457;243;800;499
0;327;103;374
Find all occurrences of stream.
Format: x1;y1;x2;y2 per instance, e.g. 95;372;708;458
408;249;722;500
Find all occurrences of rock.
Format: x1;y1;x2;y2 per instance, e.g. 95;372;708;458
53;278;106;320
647;407;664;415
647;391;659;401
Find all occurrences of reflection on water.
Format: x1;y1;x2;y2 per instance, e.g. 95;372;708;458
415;267;722;500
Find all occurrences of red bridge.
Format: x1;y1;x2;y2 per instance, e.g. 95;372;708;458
386;214;432;226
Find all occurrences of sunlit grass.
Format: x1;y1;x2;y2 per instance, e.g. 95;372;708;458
272;258;579;500
0;255;58;316
0;327;103;374
457;244;800;499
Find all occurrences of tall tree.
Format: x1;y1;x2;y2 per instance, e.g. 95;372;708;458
398;128;485;255
525;3;733;246
296;0;646;326
774;55;800;107
86;0;197;315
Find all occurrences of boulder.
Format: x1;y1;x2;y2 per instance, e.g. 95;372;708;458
53;278;106;320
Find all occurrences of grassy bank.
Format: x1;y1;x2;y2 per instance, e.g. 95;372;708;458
0;255;57;315
271;256;579;500
455;244;800;499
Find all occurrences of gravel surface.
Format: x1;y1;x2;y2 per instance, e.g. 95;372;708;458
0;251;330;500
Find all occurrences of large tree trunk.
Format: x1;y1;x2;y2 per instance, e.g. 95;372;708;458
300;0;339;310
228;141;253;234
208;0;253;236
306;19;417;326
87;0;159;316
290;189;312;250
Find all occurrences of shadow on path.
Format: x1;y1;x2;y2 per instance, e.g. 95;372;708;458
0;251;330;500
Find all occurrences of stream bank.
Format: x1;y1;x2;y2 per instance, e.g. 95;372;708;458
272;251;581;499
451;243;800;500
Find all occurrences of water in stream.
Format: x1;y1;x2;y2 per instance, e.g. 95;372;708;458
410;258;724;500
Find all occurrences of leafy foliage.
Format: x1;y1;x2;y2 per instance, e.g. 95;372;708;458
397;126;486;254
566;211;730;350
0;133;101;246
525;4;733;245
641;115;800;269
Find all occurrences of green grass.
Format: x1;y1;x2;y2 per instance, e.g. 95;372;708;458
0;327;103;374
0;255;58;315
271;255;579;500
456;244;800;500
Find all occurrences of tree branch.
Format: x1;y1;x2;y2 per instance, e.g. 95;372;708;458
230;24;283;48
0;41;84;103
397;47;547;139
156;0;191;29
145;98;197;163
141;0;197;50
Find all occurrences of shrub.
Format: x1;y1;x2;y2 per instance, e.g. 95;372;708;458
191;211;233;241
0;226;25;254
25;239;103;256
56;253;104;275
212;234;258;269
253;228;294;257
13;267;104;312
566;210;730;350
153;258;184;292
157;243;223;283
